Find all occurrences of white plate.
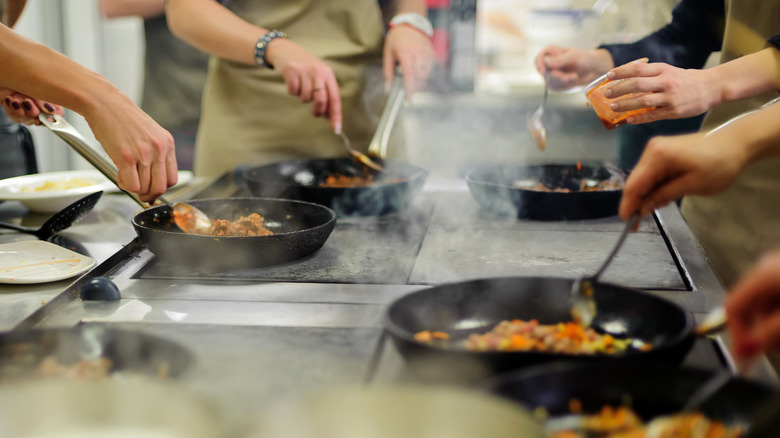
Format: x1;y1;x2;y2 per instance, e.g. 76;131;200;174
0;240;96;284
0;170;194;213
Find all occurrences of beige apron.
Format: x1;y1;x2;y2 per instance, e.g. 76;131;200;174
680;0;780;288
195;0;388;177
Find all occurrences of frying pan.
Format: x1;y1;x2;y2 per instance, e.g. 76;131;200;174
133;197;336;270
0;324;192;381
243;158;428;217
384;277;695;375
483;363;777;434
465;163;622;220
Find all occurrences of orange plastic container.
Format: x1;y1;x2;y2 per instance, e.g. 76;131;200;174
584;74;654;129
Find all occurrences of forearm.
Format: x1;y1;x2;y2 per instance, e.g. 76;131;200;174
712;101;780;164
387;0;428;16
0;24;126;118
707;47;780;106
98;0;164;19
166;0;264;65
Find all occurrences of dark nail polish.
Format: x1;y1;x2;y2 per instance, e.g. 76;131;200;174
11;101;20;110
22;101;32;111
44;103;55;113
3;97;9;105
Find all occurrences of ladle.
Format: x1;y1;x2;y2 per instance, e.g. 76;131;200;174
37;114;212;235
0;190;102;240
338;132;384;172
526;72;549;151
570;213;639;327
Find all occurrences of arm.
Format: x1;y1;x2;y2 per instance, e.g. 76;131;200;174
165;0;343;133
618;100;780;221
599;0;724;69
0;24;176;201
600;45;780;124
98;0;164;19
535;0;724;91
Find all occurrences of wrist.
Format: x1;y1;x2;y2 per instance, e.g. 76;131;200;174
388;13;433;38
592;49;615;75
254;30;289;69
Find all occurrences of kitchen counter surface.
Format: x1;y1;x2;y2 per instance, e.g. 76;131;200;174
0;176;776;431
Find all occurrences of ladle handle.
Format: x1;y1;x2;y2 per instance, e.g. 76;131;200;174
590;213;640;283
367;74;405;159
38;113;149;208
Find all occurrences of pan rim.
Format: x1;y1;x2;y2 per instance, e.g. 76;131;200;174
243;157;429;190
465;162;623;194
131;196;337;239
383;275;695;359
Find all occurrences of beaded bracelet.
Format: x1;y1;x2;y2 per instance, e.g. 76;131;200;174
254;30;288;69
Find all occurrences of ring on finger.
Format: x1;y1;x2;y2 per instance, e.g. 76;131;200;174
313;86;325;92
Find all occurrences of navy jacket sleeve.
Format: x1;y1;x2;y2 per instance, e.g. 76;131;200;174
768;34;780;50
599;0;725;69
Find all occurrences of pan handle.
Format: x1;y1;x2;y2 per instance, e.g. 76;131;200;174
38;113;148;208
367;74;405;159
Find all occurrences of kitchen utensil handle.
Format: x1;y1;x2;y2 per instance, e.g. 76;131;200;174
591;213;640;282
38;113;148;208
0;221;33;233
367;74;405;159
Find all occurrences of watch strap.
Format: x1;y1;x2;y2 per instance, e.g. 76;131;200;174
255;30;288;69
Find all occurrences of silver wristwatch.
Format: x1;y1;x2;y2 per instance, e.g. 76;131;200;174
388;13;434;38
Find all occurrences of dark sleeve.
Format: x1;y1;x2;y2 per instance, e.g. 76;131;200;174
598;0;725;69
768;34;780;50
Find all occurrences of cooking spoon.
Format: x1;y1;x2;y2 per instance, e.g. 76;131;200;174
527;72;549;151
0;191;102;239
37;114;213;235
571;213;640;327
338;132;384;173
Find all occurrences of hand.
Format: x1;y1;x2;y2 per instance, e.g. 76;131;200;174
1;88;64;124
726;250;780;359
82;91;177;203
264;38;343;133
534;46;614;91
383;26;436;98
618;131;749;221
604;61;719;124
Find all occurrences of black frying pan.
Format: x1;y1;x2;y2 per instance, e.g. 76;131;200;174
243;158;428;217
133;197;336;270
0;325;192;381
484;363;777;434
384;277;695;374
465;163;622;220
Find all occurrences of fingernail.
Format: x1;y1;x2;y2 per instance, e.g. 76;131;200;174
11;101;20;110
609;103;618;110
43;103;55;113
22;101;32;111
627;117;635;123
334;121;342;135
3;97;9;106
605;88;613;97
606;71;615;79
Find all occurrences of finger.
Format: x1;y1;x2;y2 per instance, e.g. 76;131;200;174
383;46;396;89
608;62;663;80
325;73;342;133
300;75;314;103
32;98;60;116
752;311;780;353
284;70;301;96
20;98;42;123
414;56;434;83
639;174;696;213
147;160;169;199
726;258;780;353
312;83;328;117
398;54;417;101
608;93;660;113
166;140;178;188
116;162;141;196
137;162;152;197
619;154;671;219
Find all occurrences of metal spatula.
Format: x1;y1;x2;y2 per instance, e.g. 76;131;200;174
0;191;102;240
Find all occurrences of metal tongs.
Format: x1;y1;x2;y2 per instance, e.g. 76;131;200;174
37;113;213;235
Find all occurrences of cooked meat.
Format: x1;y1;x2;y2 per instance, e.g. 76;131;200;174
319;173;375;187
210;213;274;237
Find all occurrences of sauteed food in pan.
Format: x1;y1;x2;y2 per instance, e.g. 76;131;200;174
549;404;743;438
415;320;651;355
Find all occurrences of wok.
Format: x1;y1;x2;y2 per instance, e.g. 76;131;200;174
243;158;428;217
484;363;777;435
465;163;622;220
133;197;336;270
0;325;191;382
384;277;695;375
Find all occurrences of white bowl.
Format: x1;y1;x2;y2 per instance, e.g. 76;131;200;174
0;170;115;213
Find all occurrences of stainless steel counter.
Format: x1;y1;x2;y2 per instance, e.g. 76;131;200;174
1;177;777;430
